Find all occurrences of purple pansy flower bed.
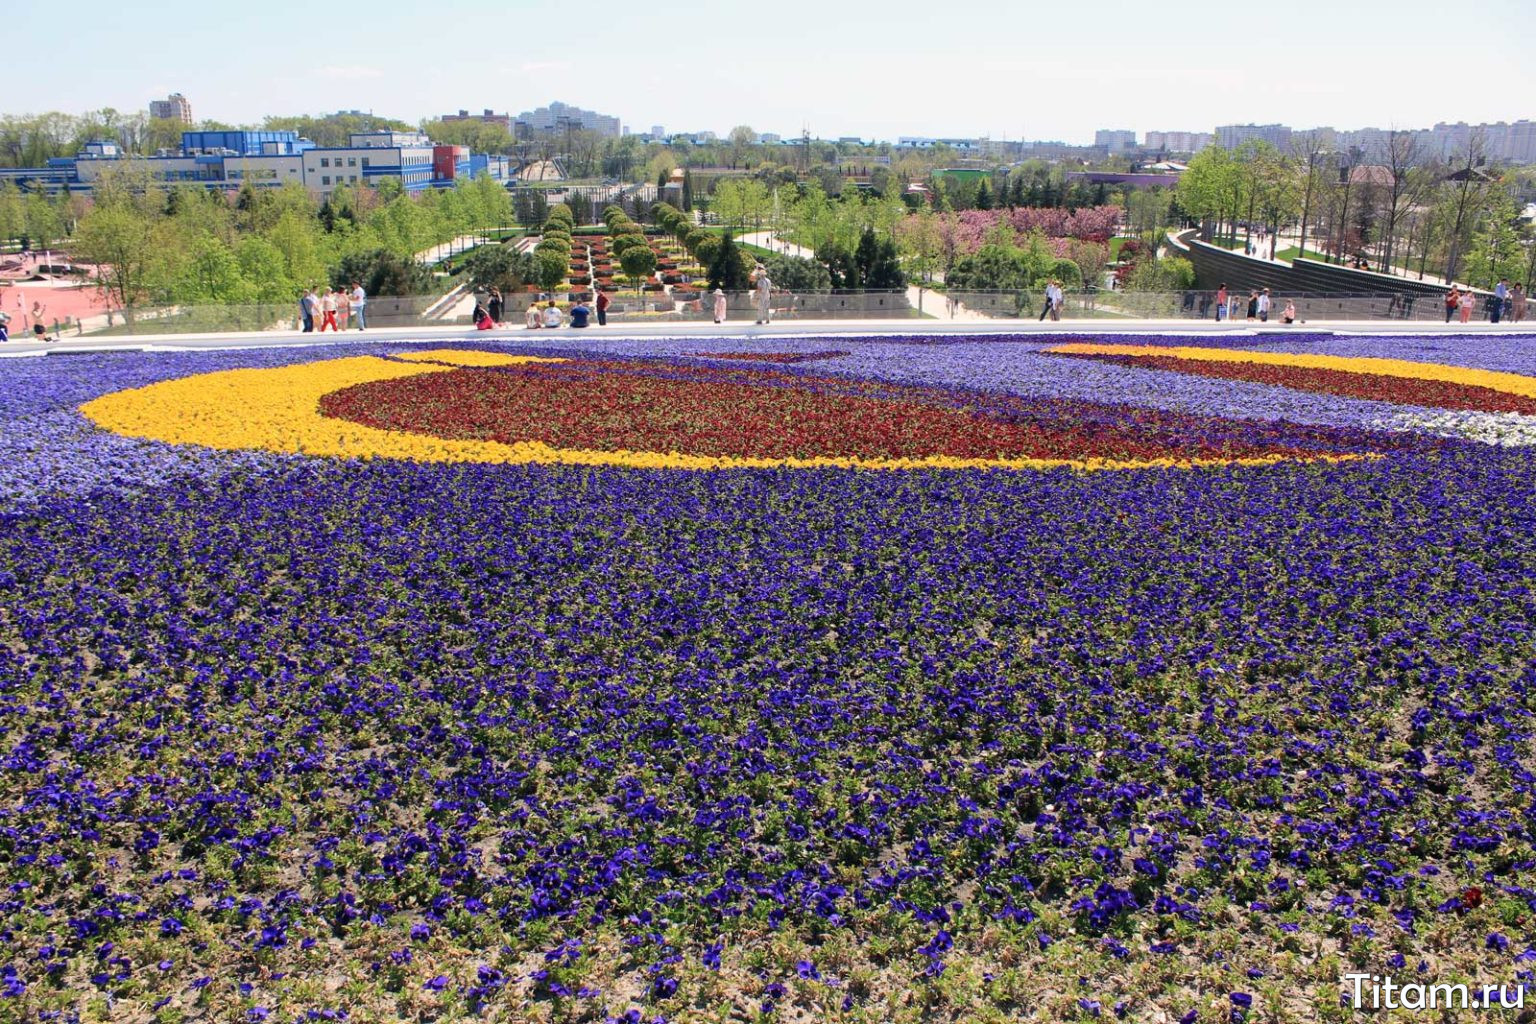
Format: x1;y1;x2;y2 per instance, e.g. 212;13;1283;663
1;332;1535;1021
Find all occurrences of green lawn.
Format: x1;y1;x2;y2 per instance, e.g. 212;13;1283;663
1274;246;1333;263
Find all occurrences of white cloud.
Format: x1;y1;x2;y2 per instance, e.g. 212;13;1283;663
518;61;570;74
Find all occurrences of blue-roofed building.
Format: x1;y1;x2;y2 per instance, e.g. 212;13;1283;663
0;130;510;197
180;130;313;157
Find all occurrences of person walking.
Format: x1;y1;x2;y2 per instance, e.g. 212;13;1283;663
1257;288;1271;323
712;287;727;324
1492;279;1509;324
1459;288;1475;323
1245;290;1259;321
1444;286;1460;323
1215;283;1229;322
350;282;367;330
753;265;772;324
1048;279;1063;321
595;288;610;326
319;288;339;332
487;287;504;325
335;286;351;330
1511;283;1527;323
299;289;316;333
0;309;9;343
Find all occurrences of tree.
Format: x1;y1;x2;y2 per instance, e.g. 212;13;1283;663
853;226;904;289
0;181;23;243
610;233;648;257
895;205;943;284
760;253;831;292
1377;130;1428;273
1440;132;1493;283
1464;190;1522;288
947;233;1054;293
693;233;723;269
707;233;750;290
463;244;534;292
619;242;656;296
1177;146;1241;244
267;210;328;287
820;243;858;289
533;249;568;292
332;250;435;296
1125;188;1174;248
74;202;156;310
1127;255;1196;291
24;191;63;251
1290;130;1332;263
234;236;297;302
728;126;757;168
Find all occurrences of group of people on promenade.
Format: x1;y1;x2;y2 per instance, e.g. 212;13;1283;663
299;284;367;332
1207;284;1297;324
1443;281;1527;324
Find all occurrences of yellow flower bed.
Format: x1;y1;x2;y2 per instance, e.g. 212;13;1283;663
1047;343;1536;399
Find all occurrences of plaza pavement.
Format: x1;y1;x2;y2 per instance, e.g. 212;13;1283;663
2;317;1533;358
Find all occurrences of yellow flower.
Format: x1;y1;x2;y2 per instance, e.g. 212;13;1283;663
1046;343;1536;399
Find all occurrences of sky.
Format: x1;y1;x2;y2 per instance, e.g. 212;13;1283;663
8;0;1533;144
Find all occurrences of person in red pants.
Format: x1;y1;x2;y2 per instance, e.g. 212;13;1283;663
320;288;339;331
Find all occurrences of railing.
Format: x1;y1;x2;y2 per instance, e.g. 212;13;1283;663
55;287;1526;338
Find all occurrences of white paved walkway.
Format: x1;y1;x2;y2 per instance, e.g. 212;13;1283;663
4;319;1532;359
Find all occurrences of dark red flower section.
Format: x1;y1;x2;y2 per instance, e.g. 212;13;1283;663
320;360;1411;463
1061;353;1536;416
697;351;850;364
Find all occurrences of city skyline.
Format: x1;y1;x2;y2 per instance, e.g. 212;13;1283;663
6;0;1531;147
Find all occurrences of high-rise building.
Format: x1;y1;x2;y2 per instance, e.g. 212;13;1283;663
149;93;193;124
514;101;621;139
1094;129;1137;153
1214;123;1293;150
1144;130;1212;154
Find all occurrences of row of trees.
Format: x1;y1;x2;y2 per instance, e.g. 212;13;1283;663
0;110;414;168
68;168;514;310
1177;134;1536;288
604;205;657;294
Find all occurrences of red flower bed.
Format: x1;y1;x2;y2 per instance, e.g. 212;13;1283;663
1061;353;1536;415
318;360;1386;463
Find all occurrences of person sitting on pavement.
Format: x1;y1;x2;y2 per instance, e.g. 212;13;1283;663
542;301;563;328
472;301;494;330
569;299;591;328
